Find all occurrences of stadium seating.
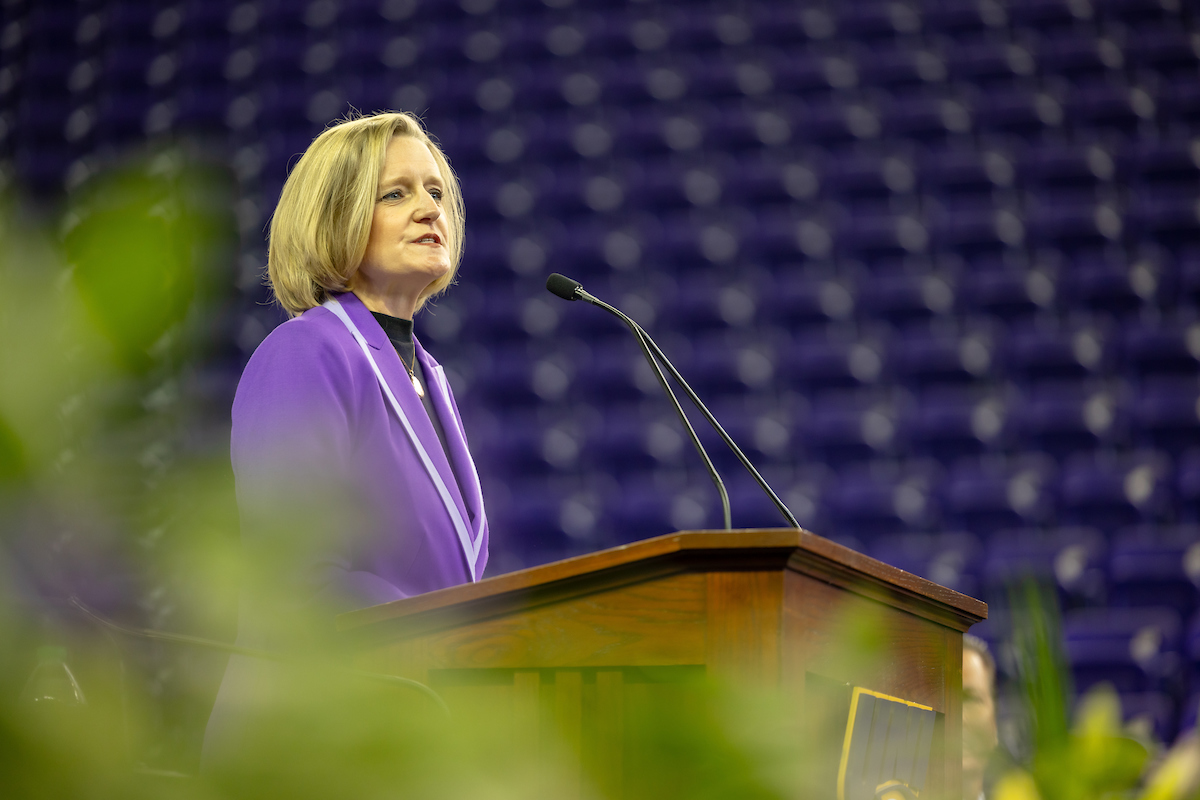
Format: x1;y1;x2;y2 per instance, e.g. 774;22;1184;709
4;0;1200;740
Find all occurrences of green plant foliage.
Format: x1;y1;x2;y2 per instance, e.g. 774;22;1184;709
61;150;233;373
1000;579;1152;800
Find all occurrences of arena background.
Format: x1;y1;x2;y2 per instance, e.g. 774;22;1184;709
3;0;1200;759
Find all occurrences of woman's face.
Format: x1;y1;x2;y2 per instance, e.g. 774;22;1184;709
354;136;451;308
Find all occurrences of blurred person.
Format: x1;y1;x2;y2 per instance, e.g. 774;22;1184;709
202;111;487;768
963;634;999;800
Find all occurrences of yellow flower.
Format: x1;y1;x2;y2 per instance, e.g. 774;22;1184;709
994;770;1042;800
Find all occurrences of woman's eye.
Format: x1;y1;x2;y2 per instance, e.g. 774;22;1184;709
381;190;403;201
429;188;443;200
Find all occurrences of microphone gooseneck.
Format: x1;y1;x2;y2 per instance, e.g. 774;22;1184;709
548;274;732;530
623;320;801;529
546;274;802;531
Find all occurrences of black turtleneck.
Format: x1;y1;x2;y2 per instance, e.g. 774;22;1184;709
370;311;417;370
369;310;464;502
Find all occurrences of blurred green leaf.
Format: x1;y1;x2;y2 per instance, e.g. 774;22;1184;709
1006;579;1150;800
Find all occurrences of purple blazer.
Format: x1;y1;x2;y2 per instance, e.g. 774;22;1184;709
230;291;488;623
203;292;487;768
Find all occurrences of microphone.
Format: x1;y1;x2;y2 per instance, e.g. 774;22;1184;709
546;273;800;530
547;273;732;530
546;273;583;301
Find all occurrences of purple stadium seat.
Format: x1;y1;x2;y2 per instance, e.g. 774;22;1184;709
626;160;704;212
1180;451;1200;520
857;269;957;323
836;211;932;261
776;465;836;533
1024;192;1123;249
858;44;948;90
1035;30;1125;81
1130;378;1200;453
823;460;942;540
836;3;923;42
748;7;809;46
821;150;909;202
794;97;883;146
943;34;1037;89
973;86;1063;136
615;107;701;156
745;208;813;264
705;395;798;472
924;0;1009;34
942;456;1057;534
767;49;842;97
868;531;984;597
900;386;1012;462
602;480;721;543
921;145;1015;198
721;152;808;207
177;37;231;87
180;1;229;37
585;407;690;476
887;324;995;387
1128;188;1200;242
538;164;604;218
24;6;77;48
1019;141;1120;190
665;334;779;402
1127;21;1200;78
930;198;1023;255
570;340;657;406
981;526;1107;607
1060;254;1159;315
1007;0;1096;29
668;9;730;53
176;84;232;130
780;330;887;394
1002;319;1112;383
758;271;857;332
1099;0;1185;24
1188;611;1200;688
485;476;612;566
798;390;900;464
1059;451;1174;533
474;413;580;480
1069;80;1159;135
1122;320;1200;378
958;259;1058;318
1116;692;1179;743
1063;607;1183;694
687;57;755;101
881;89;973;143
703;100;794;152
1182;692;1200;737
1124;139;1200;242
470;346;571;409
1109;525;1200;618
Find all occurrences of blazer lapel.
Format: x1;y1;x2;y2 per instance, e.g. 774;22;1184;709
338;294;475;537
416;343;486;540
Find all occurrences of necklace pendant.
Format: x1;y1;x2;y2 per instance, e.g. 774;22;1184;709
412;373;425;398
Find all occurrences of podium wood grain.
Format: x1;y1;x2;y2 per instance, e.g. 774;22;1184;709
338;529;986;798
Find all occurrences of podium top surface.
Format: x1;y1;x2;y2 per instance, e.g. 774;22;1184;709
338;529;988;637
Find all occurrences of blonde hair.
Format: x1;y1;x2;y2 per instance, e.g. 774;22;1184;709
267;111;465;317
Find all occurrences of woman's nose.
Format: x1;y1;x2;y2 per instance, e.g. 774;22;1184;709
414;190;441;221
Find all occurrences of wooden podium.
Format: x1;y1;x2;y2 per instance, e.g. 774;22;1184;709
338;529;987;798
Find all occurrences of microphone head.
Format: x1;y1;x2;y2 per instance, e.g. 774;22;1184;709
546;273;583;301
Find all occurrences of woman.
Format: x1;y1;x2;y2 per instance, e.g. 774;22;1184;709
203;111;487;767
